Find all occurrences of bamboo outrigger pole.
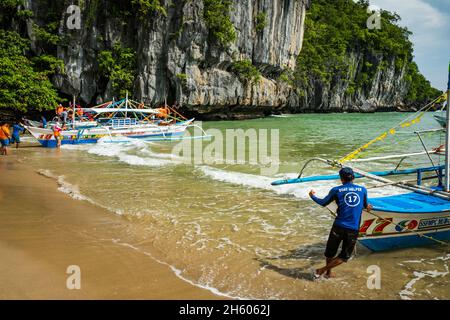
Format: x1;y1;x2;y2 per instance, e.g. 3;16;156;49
125;91;129;118
445;61;450;191
72;95;76;129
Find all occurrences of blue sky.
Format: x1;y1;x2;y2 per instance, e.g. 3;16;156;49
369;0;450;90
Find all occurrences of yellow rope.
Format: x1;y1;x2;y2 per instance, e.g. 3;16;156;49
338;93;447;164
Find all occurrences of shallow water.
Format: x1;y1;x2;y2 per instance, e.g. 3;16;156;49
19;112;449;299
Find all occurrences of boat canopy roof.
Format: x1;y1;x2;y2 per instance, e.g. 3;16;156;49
84;108;159;114
371;192;450;213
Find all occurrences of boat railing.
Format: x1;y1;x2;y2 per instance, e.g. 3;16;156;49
110;118;137;128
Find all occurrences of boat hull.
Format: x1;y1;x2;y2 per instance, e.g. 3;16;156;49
358;228;450;251
26;121;192;148
328;193;450;252
358;207;450;251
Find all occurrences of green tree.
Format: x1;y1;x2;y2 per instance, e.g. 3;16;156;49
0;30;60;112
98;43;137;97
231;59;261;84
0;0;33;28
204;0;236;46
255;11;267;33
131;0;167;18
294;0;439;104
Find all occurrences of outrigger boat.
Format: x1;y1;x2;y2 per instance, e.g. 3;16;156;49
25;95;197;148
272;64;450;252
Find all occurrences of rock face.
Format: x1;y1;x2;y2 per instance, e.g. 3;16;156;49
296;52;410;113
22;0;413;119
22;0;309;119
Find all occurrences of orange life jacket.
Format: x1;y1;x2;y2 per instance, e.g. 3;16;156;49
0;125;10;140
157;107;169;119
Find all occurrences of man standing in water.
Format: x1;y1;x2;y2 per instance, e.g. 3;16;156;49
309;167;372;279
10;120;25;149
0;122;11;155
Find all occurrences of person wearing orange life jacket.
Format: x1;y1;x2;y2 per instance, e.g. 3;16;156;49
56;104;68;123
76;105;84;117
157;106;169;119
53;122;62;148
0;122;11;155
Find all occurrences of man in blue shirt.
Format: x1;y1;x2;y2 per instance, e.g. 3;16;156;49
40;116;47;128
10;121;25;149
309;167;372;279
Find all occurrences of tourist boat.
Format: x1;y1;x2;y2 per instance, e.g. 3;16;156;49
271;66;450;251
25;96;195;148
272;161;450;251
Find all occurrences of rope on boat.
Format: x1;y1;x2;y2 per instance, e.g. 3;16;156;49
365;210;449;247
339;92;448;164
349;150;438;162
323;206;449;248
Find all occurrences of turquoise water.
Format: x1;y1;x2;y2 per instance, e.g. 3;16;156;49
19;112;449;299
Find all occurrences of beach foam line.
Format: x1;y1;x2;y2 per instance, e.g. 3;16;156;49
399;253;450;300
37;169;91;202
36;168;257;299
61;138;179;167
85;140;176;167
110;239;254;300
198;166;339;200
197;166;407;199
36;169;124;216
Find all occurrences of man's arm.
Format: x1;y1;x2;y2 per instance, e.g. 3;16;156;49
363;188;373;212
309;189;336;207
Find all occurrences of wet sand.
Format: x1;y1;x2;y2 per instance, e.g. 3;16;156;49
0;156;221;299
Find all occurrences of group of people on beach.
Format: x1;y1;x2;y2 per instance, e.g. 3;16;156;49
0;120;26;156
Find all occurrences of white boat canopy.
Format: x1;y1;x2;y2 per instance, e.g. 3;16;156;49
84;108;160;114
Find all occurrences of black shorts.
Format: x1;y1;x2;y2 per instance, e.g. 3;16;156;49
325;224;358;262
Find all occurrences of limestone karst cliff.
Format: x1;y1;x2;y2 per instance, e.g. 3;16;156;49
1;0;440;119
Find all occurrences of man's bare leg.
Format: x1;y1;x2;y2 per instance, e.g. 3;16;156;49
325;258;336;278
316;257;344;277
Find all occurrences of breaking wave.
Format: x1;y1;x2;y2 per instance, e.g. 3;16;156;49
37;169;93;202
197;166;406;200
62;139;180;167
36;169;124;215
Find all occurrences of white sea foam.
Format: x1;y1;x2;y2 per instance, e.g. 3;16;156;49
399;254;450;300
198;166;342;200
37;169;126;216
198;165;408;200
60;144;90;151
110;239;253;300
37;169;92;202
85;141;176;167
60;137;179;167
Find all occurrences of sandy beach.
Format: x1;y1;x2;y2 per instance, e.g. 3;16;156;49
0;154;220;299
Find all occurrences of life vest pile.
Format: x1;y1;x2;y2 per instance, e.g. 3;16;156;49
157;107;169;119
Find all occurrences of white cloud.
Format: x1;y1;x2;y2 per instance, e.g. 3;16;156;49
369;0;450;90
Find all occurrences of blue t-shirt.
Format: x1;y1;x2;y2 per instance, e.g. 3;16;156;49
310;182;368;231
12;124;24;136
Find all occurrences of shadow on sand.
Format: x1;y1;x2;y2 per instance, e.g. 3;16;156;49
256;242;372;281
255;242;326;281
